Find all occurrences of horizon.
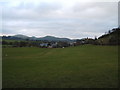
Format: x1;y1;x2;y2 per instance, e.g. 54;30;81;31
1;34;93;40
1;0;118;39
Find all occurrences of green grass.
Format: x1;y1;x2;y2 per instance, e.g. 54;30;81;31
2;39;23;42
2;45;118;88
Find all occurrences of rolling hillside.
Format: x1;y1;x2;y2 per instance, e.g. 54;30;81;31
2;35;72;42
37;36;71;41
97;27;120;45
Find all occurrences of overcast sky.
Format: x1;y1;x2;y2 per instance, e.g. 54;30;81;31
0;0;118;39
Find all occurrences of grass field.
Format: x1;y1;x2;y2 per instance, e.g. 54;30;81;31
2;45;118;88
2;39;23;42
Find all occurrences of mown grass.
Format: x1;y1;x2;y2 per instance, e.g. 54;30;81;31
2;45;118;88
2;39;23;42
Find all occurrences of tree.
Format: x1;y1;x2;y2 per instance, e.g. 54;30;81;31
13;41;19;47
94;36;97;40
2;40;8;45
19;41;27;47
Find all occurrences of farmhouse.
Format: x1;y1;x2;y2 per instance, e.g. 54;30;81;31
39;42;58;48
51;42;58;48
39;43;48;47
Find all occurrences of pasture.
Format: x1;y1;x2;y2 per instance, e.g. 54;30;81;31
2;45;118;88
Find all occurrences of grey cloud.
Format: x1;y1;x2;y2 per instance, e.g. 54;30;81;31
72;2;118;18
3;1;62;20
2;1;118;39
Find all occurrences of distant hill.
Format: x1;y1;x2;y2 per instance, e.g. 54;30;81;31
97;27;120;45
2;27;120;45
2;36;23;40
2;35;72;42
13;34;29;39
37;36;72;42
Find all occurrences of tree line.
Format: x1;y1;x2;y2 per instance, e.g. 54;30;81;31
2;40;71;48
